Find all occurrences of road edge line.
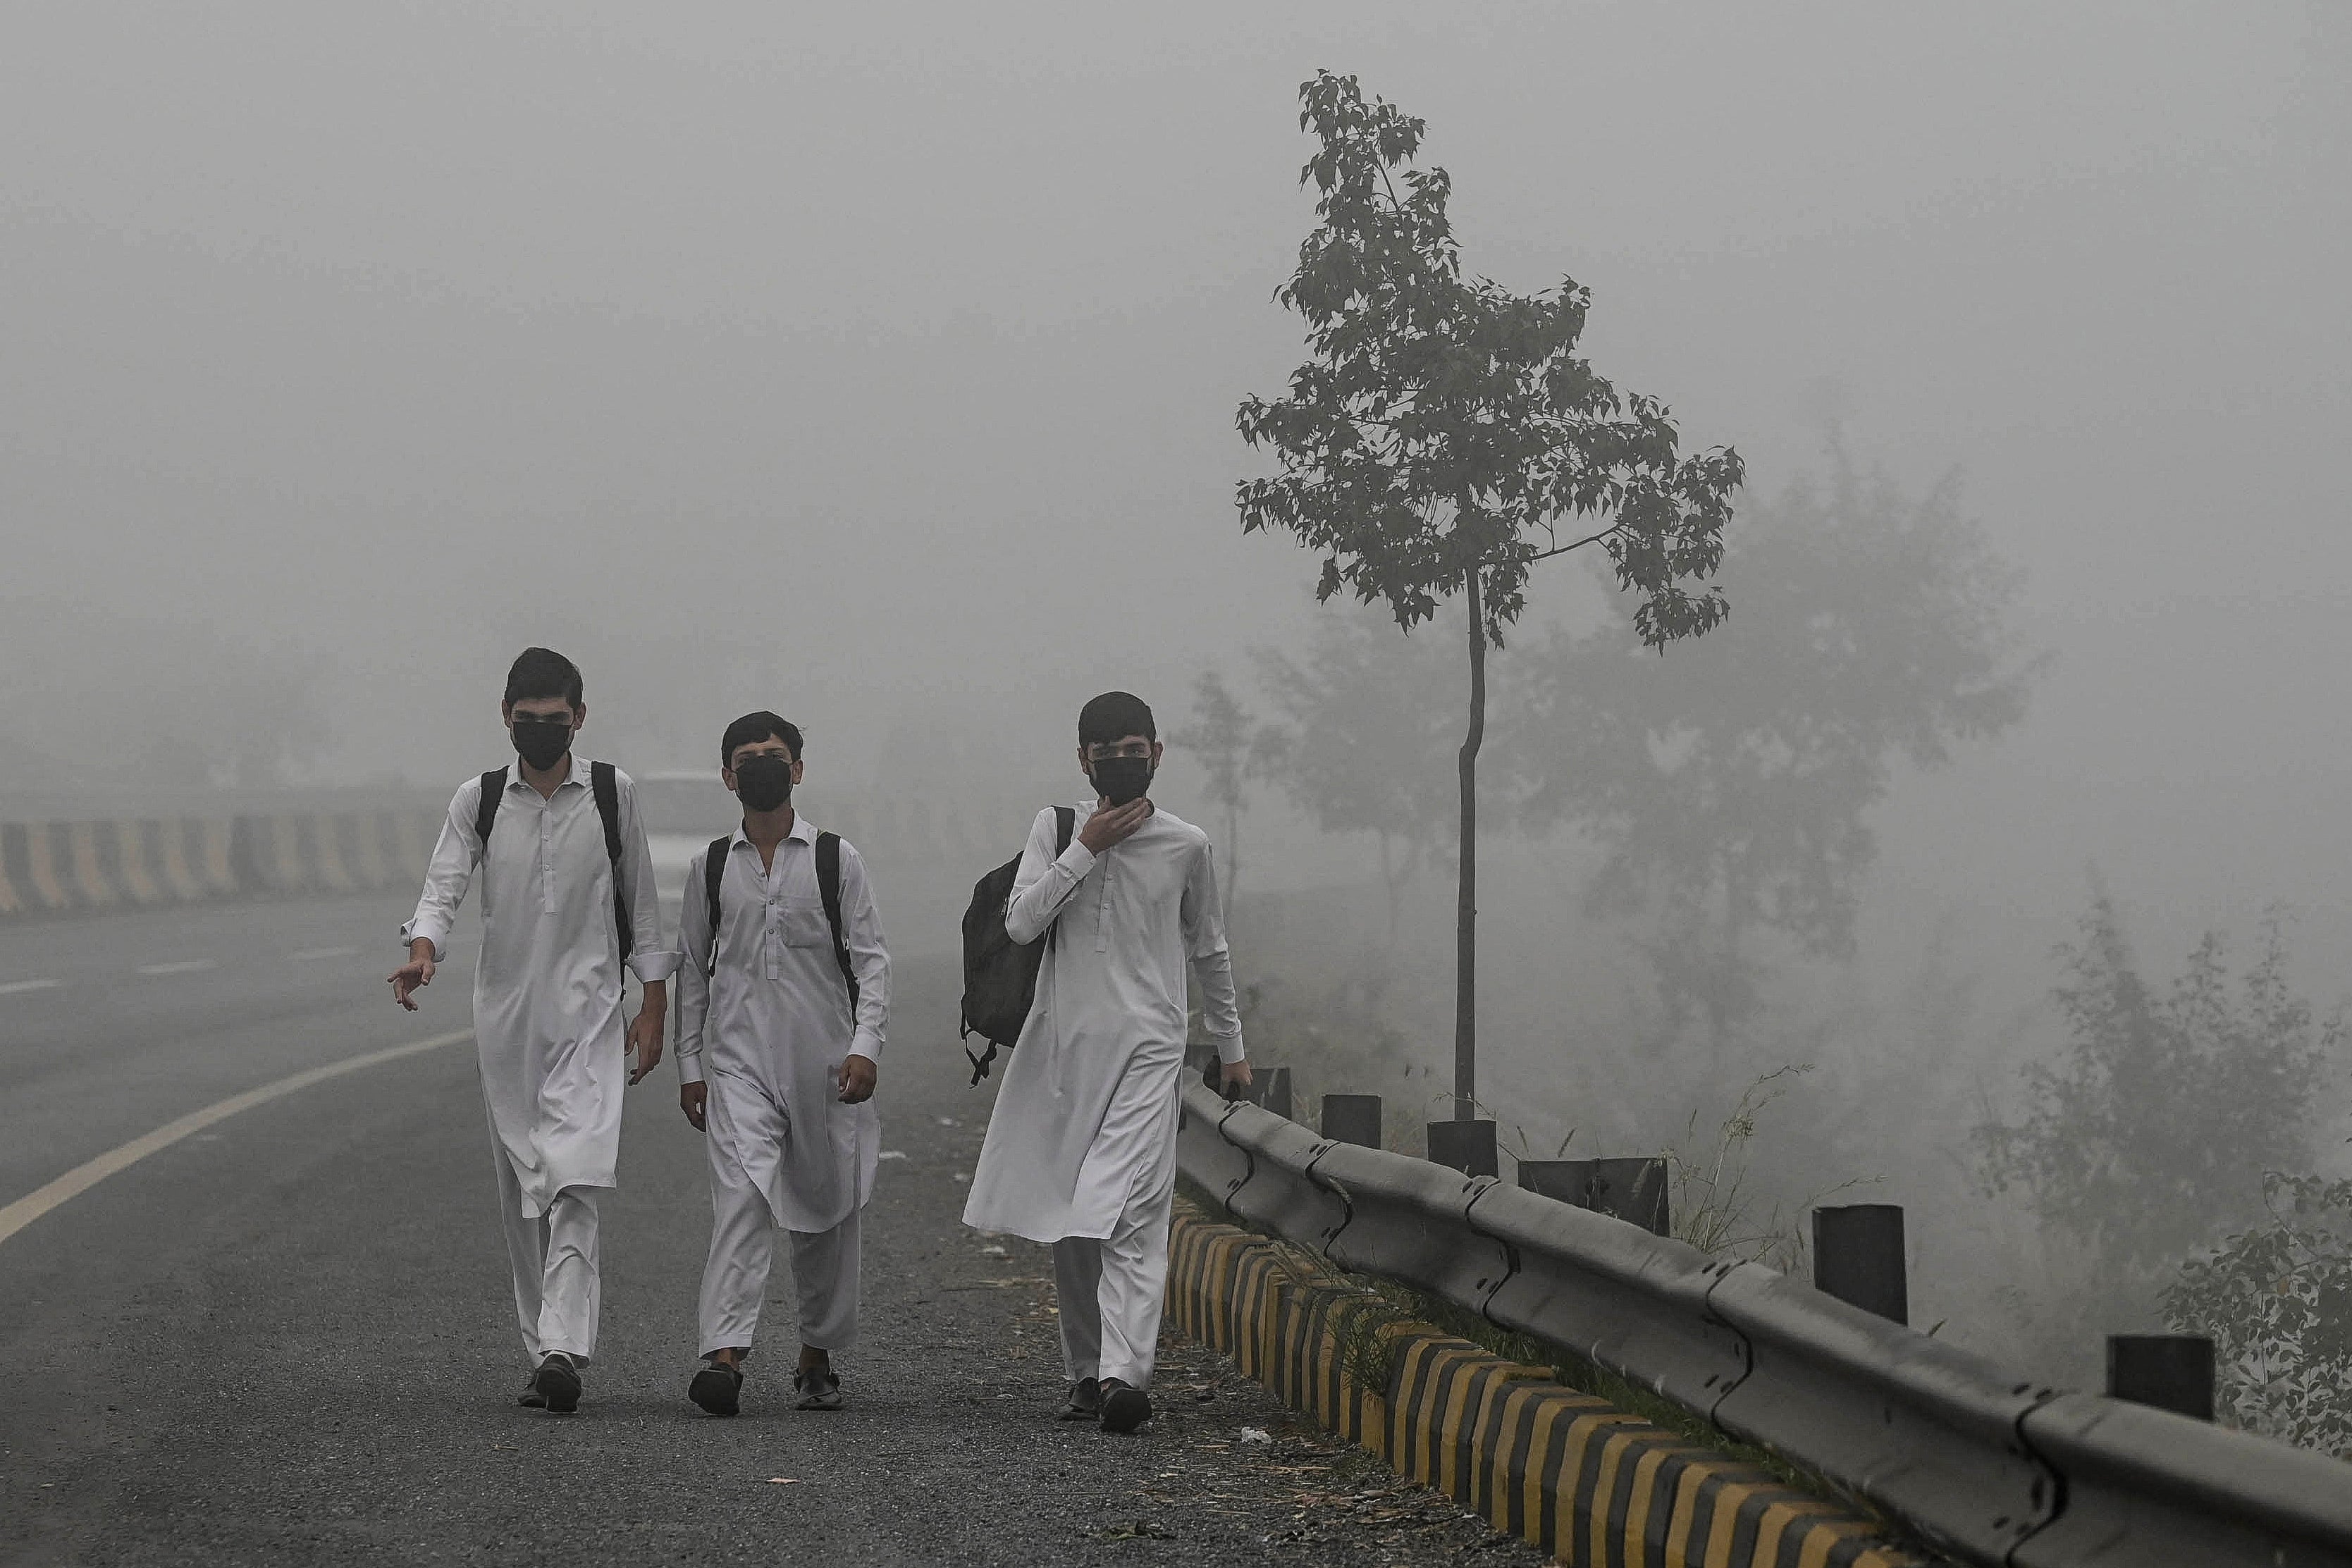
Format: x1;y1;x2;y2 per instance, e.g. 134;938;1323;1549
0;1030;473;1249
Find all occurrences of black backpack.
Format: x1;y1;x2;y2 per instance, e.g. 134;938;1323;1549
959;806;1075;1085
698;830;859;1010
475;761;632;966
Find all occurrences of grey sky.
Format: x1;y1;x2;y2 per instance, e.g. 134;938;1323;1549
2;2;2345;954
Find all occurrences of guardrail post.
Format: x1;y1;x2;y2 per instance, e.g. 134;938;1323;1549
1812;1204;1908;1324
1588;1157;1670;1235
1517;1159;1596;1206
1320;1094;1383;1148
1425;1118;1497;1178
2106;1334;2214;1420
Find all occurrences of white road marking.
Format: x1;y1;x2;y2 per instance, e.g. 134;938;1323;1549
0;979;61;996
290;946;359;962
0;1030;473;1250
136;960;216;976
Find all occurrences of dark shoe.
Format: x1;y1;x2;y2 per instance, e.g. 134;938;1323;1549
1099;1377;1152;1434
533;1352;581;1415
518;1377;547;1409
1059;1377;1102;1421
689;1359;743;1416
792;1365;844;1411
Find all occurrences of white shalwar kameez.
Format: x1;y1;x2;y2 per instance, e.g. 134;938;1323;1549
962;801;1243;1390
402;760;674;1366
675;817;887;1358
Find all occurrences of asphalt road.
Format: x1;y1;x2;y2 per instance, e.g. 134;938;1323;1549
0;894;1544;1567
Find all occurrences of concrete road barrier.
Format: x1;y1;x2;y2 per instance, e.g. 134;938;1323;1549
0;807;443;919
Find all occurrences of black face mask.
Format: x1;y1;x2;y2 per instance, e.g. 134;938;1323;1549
511;717;572;772
1089;755;1153;806
733;753;795;813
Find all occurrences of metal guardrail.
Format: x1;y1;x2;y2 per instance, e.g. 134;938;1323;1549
1176;1080;2352;1568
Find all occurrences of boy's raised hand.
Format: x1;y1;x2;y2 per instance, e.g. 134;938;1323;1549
1078;797;1152;856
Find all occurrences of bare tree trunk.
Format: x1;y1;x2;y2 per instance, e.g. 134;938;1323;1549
1223;801;1240;917
1455;565;1486;1121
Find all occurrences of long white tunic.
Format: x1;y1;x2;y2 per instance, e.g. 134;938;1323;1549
402;760;675;1220
962;801;1243;1245
674;817;887;1234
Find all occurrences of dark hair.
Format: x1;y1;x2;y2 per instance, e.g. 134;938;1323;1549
720;711;803;767
504;647;583;710
1078;691;1155;749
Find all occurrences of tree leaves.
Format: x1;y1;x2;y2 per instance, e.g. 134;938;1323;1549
1976;899;2339;1291
2165;1172;2352;1454
1236;71;1742;648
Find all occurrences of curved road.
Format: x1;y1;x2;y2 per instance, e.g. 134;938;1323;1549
0;894;1541;1567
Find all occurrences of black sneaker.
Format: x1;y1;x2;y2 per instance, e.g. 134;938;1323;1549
1098;1377;1152;1434
532;1352;581;1415
792;1365;844;1411
518;1377;547;1409
689;1359;744;1416
1059;1377;1102;1421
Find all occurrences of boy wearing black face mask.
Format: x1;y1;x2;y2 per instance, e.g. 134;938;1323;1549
672;712;888;1416
962;691;1251;1436
390;647;675;1414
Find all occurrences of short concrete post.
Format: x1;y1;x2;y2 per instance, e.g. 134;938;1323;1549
1588;1157;1671;1236
1517;1159;1597;1208
2107;1335;2215;1420
1812;1204;1908;1324
1425;1119;1498;1179
1320;1094;1384;1149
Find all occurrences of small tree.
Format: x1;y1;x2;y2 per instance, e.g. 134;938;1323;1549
1237;72;1742;1117
2165;1174;2352;1455
1975;898;2336;1307
1166;668;1259;910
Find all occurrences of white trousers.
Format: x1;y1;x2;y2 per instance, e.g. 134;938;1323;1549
493;1151;601;1365
698;1146;863;1359
1052;1173;1176;1390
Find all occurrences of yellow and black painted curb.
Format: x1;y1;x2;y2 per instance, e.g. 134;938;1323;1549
1166;1209;1928;1567
0;809;441;919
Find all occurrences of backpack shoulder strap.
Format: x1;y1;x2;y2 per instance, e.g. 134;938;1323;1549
701;835;731;977
1047;805;1076;951
589;761;632;966
815;830;861;1014
473;769;507;858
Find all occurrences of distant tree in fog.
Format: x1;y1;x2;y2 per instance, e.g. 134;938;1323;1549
1976;897;2336;1296
1250;606;1470;937
1166;668;1264;908
1236;70;1742;1117
1509;458;2038;1046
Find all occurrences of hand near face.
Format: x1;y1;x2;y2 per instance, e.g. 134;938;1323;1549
1078;797;1152;856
